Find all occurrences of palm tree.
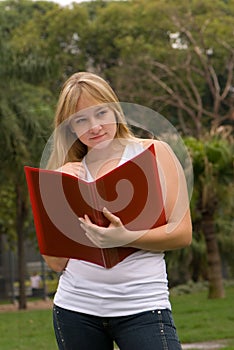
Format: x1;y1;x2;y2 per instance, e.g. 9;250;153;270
0;81;54;309
0;0;57;309
185;130;233;298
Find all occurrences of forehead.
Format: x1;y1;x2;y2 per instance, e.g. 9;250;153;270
76;91;102;113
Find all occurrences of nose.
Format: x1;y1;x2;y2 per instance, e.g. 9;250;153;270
89;117;102;134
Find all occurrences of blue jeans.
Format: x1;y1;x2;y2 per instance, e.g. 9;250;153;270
53;304;182;350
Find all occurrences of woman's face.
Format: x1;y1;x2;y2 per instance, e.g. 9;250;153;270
69;93;117;150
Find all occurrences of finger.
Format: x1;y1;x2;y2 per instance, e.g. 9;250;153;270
103;207;121;226
79;218;101;237
79;215;92;226
79;218;91;233
84;214;93;224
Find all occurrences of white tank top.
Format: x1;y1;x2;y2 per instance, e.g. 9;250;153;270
54;141;171;316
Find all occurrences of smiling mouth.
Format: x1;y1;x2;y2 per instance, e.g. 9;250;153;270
90;134;106;140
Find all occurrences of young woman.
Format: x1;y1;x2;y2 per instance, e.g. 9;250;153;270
43;71;192;350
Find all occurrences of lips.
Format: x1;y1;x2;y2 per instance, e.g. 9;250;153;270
89;133;106;140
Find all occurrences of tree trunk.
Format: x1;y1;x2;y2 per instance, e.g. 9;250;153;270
16;184;28;310
202;212;225;299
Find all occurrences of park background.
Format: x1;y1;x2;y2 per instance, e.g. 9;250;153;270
0;0;233;348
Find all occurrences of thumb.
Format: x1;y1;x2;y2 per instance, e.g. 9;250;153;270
103;207;122;226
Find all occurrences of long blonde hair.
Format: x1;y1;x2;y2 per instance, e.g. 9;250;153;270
47;72;133;169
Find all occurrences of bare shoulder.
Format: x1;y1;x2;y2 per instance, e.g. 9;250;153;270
141;139;174;157
133;138;176;162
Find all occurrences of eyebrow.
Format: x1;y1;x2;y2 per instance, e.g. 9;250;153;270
75;106;107;119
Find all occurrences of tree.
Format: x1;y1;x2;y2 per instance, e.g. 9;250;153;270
0;0;56;308
0;81;54;309
9;0;89;88
185;130;233;298
103;0;234;136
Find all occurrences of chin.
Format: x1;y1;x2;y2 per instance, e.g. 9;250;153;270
91;138;113;150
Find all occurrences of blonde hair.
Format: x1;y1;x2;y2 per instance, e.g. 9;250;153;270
47;72;133;169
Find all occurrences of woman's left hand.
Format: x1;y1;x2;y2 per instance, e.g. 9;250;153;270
79;207;139;248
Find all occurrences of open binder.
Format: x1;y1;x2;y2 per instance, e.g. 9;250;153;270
24;144;166;268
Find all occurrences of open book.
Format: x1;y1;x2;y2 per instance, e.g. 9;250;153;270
24;144;166;268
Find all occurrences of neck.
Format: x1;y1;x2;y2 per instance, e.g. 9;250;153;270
85;139;125;164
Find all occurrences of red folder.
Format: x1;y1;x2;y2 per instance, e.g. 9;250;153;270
24;144;166;268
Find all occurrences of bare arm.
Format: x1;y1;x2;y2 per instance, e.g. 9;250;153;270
42;255;69;273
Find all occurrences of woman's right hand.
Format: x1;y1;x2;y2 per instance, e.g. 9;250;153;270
56;162;86;179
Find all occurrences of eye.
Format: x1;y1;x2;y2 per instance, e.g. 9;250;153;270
96;108;108;117
70;116;87;131
73;117;87;124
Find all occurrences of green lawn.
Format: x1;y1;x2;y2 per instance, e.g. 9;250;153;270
0;308;57;350
0;286;234;350
171;285;234;349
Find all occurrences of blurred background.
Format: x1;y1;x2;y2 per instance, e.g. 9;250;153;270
0;0;233;309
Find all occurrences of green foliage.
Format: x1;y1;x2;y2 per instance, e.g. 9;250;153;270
204;138;233;175
185;134;233;179
184;137;205;176
184;133;234;280
0;82;54;176
0;0;58;82
0;186;16;244
7;1;89;86
0;2;58;309
93;0;234;134
0;82;55;262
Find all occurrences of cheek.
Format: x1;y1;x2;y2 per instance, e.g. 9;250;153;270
74;128;89;141
105;123;117;136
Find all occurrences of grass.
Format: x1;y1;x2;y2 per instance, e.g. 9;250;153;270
0;308;57;350
0;286;233;350
171;285;234;349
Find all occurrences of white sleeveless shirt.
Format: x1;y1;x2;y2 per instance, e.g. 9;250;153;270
54;141;171;316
